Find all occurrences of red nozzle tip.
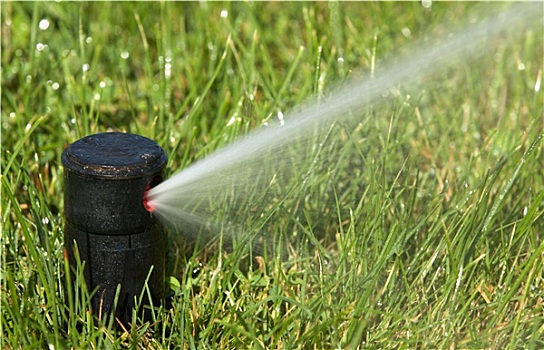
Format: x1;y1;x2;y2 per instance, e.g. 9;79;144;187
143;184;155;212
143;176;162;213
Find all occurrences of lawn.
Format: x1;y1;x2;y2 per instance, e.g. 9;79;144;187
1;2;543;349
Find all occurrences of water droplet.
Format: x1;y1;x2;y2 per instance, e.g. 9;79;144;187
277;111;285;126
9;112;16;118
421;0;432;9
220;10;228;18
36;43;45;52
52;82;60;90
401;27;412;38
121;51;129;59
165;62;172;78
227;116;236;127
517;62;525;71
86;36;93;44
99;81;106;88
93;93;100;100
82;63;90;72
39;19;50;31
535;73;541;92
337;57;344;63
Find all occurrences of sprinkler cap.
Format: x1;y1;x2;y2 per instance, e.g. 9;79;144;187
62;132;167;178
62;132;167;235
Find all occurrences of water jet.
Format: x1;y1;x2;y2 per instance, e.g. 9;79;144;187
62;132;167;326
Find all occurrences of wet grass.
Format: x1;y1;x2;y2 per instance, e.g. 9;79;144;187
1;2;543;348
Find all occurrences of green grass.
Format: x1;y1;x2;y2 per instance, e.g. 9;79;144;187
2;1;543;348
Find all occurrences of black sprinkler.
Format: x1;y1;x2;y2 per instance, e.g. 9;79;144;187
62;132;167;326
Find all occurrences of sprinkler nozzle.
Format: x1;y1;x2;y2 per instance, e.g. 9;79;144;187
143;176;162;213
143;184;155;212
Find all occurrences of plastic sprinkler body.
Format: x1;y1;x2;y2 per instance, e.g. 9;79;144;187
62;132;167;326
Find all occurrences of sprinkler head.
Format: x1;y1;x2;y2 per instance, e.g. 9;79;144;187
62;132;167;326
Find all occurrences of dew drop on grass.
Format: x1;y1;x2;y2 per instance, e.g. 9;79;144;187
36;43;45;52
401;27;412;38
220;10;228;18
82;63;90;72
421;0;432;9
277;111;285;126
52;82;59;90
165;62;172;78
99;81;106;88
39;19;50;30
227;116;236;127
121;51;129;59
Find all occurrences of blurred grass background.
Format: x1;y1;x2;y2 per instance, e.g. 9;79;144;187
1;1;543;348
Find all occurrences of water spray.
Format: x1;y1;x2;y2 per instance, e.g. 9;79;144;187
62;132;167;326
146;3;541;234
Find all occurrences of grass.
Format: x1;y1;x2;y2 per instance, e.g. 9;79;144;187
1;1;543;348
